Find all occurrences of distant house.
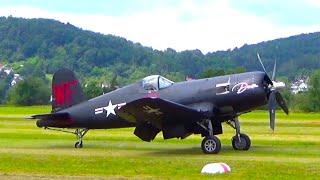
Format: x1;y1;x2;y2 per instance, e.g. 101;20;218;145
290;77;309;94
10;73;23;86
0;64;4;76
2;65;13;76
0;64;14;78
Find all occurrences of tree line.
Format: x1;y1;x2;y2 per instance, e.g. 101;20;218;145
3;68;320;113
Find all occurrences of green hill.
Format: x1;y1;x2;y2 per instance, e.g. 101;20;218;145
1;16;320;83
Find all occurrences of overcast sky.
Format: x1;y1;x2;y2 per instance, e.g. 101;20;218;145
0;0;319;53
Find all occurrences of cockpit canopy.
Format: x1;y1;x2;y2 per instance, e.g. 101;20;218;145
142;75;174;91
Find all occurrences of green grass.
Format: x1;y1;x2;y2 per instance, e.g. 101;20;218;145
0;107;319;179
0;105;51;117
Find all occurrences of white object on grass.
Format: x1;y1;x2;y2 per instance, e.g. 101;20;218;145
201;162;231;174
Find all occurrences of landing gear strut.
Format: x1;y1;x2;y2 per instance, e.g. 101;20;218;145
227;118;251;150
43;127;89;148
198;120;221;154
74;128;89;148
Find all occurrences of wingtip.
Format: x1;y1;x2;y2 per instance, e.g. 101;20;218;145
25;116;36;120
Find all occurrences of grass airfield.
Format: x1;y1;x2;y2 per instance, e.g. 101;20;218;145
0;106;319;179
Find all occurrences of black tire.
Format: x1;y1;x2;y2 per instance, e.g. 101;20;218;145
75;141;83;148
201;136;221;154
232;133;251;150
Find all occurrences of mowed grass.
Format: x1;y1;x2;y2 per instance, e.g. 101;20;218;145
0;106;319;179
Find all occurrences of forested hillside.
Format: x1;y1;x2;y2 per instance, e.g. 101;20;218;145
1;16;320;108
1;16;320;84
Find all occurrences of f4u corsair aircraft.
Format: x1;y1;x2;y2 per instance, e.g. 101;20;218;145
30;55;288;154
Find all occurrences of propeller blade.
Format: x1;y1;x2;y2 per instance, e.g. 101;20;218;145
275;91;289;115
268;91;277;131
257;53;273;86
272;59;277;81
257;53;267;74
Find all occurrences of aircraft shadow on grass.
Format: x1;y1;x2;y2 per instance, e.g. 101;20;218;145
145;145;263;155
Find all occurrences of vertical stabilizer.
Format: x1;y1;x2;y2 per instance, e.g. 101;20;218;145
52;68;86;112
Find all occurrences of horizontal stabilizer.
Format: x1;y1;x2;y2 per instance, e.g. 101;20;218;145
28;112;69;120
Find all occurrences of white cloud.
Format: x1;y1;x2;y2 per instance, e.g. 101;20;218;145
0;1;319;53
306;0;320;7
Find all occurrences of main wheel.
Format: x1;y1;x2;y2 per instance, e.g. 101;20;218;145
201;136;221;154
75;141;83;148
232;133;251;150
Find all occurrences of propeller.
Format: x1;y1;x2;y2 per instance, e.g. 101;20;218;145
268;91;276;130
271;59;276;81
256;53;289;131
257;53;267;74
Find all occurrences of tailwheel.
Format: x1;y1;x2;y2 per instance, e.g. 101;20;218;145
231;133;251;150
75;141;83;148
74;128;88;148
201;136;221;154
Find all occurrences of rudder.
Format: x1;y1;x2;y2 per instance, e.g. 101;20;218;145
52;68;86;112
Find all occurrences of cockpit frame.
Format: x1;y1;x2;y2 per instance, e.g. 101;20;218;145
142;75;174;91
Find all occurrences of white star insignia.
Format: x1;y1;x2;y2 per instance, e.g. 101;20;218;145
104;100;117;117
94;101;126;117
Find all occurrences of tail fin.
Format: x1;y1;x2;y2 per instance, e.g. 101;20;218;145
52;68;86;112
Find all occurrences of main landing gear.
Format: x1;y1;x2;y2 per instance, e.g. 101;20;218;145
198;117;251;154
74;128;89;148
201;136;221;154
227;118;251;150
198;120;221;154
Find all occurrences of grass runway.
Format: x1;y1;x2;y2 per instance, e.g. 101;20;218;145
0;106;319;179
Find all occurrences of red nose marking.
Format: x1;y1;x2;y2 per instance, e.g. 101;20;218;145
53;80;78;105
